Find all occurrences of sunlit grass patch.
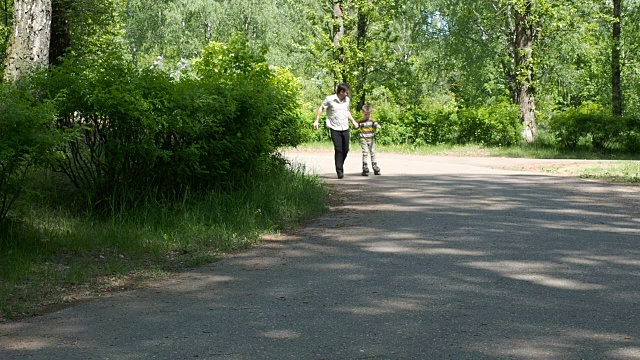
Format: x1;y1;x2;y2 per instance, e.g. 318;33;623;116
578;162;640;183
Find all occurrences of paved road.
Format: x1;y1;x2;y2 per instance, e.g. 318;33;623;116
2;150;640;359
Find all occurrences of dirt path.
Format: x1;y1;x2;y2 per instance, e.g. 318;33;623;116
1;151;640;359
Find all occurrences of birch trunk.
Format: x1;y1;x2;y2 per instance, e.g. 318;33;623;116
4;0;52;82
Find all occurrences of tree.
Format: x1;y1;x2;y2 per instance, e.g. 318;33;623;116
300;0;409;109
124;0;305;68
49;0;70;66
350;0;403;110
332;0;346;83
623;0;640;114
512;1;537;142
434;0;582;142
0;0;12;70
3;0;51;82
612;0;623;116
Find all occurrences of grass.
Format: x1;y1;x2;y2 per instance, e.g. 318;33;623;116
577;162;640;183
0;159;329;319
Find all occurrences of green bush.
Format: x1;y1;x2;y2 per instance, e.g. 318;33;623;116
549;110;583;148
194;34;305;183
45;33;305;205
353;102;519;147
0;82;58;222
372;104;410;145
456;103;521;146
405;108;457;145
549;104;635;151
270;67;306;149
618;115;640;153
46;48;164;202
304;116;332;143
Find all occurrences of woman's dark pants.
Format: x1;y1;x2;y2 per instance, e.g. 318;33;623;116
330;129;350;176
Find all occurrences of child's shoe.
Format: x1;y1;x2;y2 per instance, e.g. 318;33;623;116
373;163;381;175
361;168;369;176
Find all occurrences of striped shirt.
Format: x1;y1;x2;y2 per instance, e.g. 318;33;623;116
358;119;381;142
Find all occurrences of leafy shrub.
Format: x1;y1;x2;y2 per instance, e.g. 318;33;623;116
617;115;640;153
45;33;305;205
0;82;58;222
405;108;457;145
353;102;519;147
589;114;623;150
269;67;306;149
372;104;410;145
193;34;305;182
46;48;164;202
549;104;631;151
303;111;331;143
456;103;521;146
549;110;583;148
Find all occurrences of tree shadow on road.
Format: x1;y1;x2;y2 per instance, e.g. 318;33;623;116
2;173;640;359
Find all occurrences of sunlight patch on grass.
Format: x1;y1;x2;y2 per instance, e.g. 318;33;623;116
578;162;640;183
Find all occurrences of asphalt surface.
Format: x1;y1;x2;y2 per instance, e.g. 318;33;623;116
1;150;640;359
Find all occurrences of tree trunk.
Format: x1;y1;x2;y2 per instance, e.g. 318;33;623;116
501;57;518;105
3;0;52;82
513;2;536;143
3;0;9;28
355;9;368;111
205;20;212;42
502;5;518;105
612;0;623;116
1;0;11;66
332;0;347;83
49;0;69;66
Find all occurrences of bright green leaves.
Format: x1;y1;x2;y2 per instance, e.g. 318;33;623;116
0;0;12;73
39;31;305;204
195;34;270;84
0;80;59;222
297;0;414;107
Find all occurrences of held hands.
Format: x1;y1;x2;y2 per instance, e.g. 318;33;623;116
313;117;359;129
348;113;358;129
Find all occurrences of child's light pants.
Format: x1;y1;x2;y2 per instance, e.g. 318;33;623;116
359;138;379;171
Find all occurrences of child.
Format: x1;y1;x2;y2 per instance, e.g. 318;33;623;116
358;104;381;176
